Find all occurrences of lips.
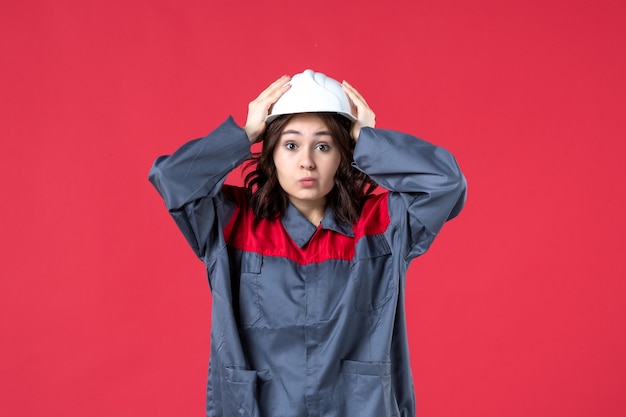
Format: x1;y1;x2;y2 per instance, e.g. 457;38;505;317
299;177;317;187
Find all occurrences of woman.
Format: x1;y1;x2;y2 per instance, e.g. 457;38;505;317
149;69;466;417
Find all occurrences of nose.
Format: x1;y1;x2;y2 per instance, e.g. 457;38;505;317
300;150;315;170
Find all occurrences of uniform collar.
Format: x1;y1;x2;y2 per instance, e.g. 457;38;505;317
281;202;354;248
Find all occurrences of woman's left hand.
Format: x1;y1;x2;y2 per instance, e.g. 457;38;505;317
342;81;376;141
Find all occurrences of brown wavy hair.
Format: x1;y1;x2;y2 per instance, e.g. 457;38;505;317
244;113;377;225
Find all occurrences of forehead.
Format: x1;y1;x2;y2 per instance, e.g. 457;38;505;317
281;113;330;134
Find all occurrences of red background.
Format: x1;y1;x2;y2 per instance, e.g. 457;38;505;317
1;0;625;416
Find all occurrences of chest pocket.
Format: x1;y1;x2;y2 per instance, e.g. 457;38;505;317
233;251;263;327
351;234;395;312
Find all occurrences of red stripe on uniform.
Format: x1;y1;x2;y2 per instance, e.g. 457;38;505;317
222;186;390;265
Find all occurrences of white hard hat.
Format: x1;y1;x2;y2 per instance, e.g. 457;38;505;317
266;69;356;123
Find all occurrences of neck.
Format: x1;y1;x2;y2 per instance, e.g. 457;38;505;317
289;198;326;226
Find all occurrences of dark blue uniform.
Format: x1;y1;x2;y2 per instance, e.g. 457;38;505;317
149;117;466;417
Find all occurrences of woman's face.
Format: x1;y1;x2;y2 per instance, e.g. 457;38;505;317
273;113;341;212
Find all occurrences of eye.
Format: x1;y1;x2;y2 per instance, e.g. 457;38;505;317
285;142;297;150
316;143;331;152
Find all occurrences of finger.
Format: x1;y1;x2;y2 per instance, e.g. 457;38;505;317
342;88;371;121
257;75;291;101
267;79;291;102
342;81;369;105
342;86;368;116
249;76;290;110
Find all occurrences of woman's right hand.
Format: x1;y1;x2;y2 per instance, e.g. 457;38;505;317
244;75;291;143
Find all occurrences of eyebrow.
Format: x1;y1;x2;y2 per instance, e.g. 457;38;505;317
281;129;332;136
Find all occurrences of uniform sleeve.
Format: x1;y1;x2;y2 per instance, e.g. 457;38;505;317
148;116;252;262
352;127;467;260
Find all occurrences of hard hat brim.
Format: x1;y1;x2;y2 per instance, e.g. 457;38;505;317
266;110;356;124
